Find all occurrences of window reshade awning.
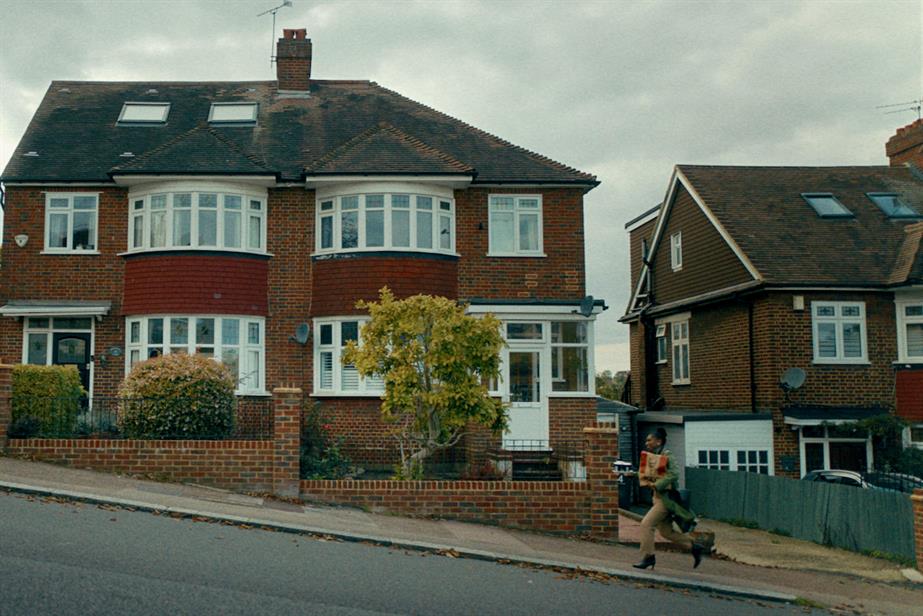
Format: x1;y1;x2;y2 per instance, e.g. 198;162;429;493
0;300;111;319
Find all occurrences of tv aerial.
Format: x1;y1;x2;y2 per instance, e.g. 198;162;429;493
258;1;293;68
876;98;922;120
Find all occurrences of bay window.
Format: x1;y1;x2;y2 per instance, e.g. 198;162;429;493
45;193;98;252
315;193;455;254
313;318;384;395
127;187;266;253
488;195;543;256
812;302;867;363
125;316;265;394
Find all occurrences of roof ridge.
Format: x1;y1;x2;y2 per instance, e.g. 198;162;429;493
370;83;596;182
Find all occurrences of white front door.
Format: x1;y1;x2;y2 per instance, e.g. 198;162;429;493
503;347;549;448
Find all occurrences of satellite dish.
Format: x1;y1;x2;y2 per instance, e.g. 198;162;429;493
291;323;309;345
780;367;806;392
575;295;595;318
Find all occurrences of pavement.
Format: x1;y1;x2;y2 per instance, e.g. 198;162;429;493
1;456;921;615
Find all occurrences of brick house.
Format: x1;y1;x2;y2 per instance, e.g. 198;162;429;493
622;121;923;480
0;29;604;467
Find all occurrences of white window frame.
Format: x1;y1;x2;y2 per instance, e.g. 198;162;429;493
43;193;100;254
906;424;923;450
124;315;266;395
895;298;923;363
655;324;667;364
126;182;267;255
208;102;258;124
487;194;545;257
696;449;730;470
670;232;682;271
798;425;873;476
671;319;690;384
695;448;770;474
811;301;868;364
312;317;384;396
22;316;96;399
314;193;456;256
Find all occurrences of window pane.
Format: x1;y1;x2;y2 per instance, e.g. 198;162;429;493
73;196;96;210
196;318;215;345
199;193;218;209
319;323;333;346
366;209;384;247
248;322;260;345
681;344;689;379
416;196;432;210
247;349;261;390
249;199;262;211
392;210;410;247
341;211;358;249
222;348;239;382
551;321;587;344
841;305;860;317
133;199;145;211
816;305;835;317
341;364;359;390
130;350;140;367
133;215;144;248
174;193;191;208
130;321;141;344
439;214;451;250
490;196;514;211
28;318;49;329
905;305;923;317
320;215;334;249
341;321;359;345
150;210;166;248
173;209;191;246
170;318;188;345
27;333;47;365
817;323;838;357
53;318;92;329
72;211;95;249
392;195;410;209
224;195;241;210
248;215;261;249
551;346;588;392
805;194;851;217
49;213;68;248
49;197;69;208
519;213;539;251
224;210;241;248
842;323;862;358
148;318;164;345
490;211;514;252
907;323;923;357
319;351;333;389
507;323;542;340
198;209;217;246
222;319;239;345
416;210;432;248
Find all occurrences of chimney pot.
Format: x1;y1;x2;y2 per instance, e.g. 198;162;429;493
276;28;312;91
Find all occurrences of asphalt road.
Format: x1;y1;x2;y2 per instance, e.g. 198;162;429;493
0;491;814;615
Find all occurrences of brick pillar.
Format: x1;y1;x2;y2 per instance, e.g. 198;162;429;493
273;387;302;498
0;364;12;450
913;488;923;573
584;421;620;541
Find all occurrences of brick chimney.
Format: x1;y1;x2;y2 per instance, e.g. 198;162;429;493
886;119;923;167
276;28;312;91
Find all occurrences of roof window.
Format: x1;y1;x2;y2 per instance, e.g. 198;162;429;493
118;102;170;124
802;193;853;218
867;193;920;218
208;102;258;124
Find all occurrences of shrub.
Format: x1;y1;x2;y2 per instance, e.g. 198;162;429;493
7;416;41;439
118;353;235;439
300;402;353;479
11;364;85;436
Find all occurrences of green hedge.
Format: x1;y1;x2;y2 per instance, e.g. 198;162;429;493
11;364;86;436
118;353;235;439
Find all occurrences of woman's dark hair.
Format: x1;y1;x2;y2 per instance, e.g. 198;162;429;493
648;428;667;444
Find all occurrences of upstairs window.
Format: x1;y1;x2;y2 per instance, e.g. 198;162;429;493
488;195;543;256
129;189;266;253
897;302;923;362
812;301;867;363
118;102;170;124
867;193;919;218
670;232;682;270
44;193;98;253
802;193;853;218
655;324;668;363
316;193;455;255
208;103;258;124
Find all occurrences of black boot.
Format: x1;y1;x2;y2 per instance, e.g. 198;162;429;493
691;543;703;569
633;554;655;570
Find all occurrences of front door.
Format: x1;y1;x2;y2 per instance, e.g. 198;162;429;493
52;332;92;394
504;348;549;448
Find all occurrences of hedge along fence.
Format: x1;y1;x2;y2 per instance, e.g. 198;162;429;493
11;365;84;436
686;467;916;562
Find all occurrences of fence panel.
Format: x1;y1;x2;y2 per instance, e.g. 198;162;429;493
686;467;915;561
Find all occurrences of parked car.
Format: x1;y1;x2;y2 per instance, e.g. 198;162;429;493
802;469;923;493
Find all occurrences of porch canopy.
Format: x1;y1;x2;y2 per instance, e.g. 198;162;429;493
0;300;111;319
782;405;886;427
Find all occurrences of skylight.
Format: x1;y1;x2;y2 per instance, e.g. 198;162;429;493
208;102;258;124
118;102;170;124
802;193;853;218
867;193;920;218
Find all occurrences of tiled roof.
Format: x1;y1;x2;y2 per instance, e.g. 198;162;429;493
2;80;596;185
678;165;923;286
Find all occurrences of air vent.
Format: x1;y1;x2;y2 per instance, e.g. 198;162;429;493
23;151;39;157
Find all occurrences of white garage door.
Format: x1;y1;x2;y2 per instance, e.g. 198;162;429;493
684;420;774;476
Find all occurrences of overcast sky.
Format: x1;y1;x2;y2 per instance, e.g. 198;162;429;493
1;0;921;373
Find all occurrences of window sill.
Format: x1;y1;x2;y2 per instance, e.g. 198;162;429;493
486;252;547;258
894;360;923;366
811;360;870;366
672;381;691;386
655;360;667;365
41;250;100;255
310;391;384;398
671;266;682;272
311;248;460;258
236;391;271;397
119;247;273;258
547;392;596;398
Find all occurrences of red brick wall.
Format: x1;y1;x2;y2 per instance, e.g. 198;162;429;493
123;254;268;316
886;119;923;167
6;439;273;491
896;368;923;422
913;489;923;573
311;256;457;316
549;397;597;445
310;397;399;465
456;187;585;300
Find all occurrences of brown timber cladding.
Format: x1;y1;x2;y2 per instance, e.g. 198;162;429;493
650;185;753;305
